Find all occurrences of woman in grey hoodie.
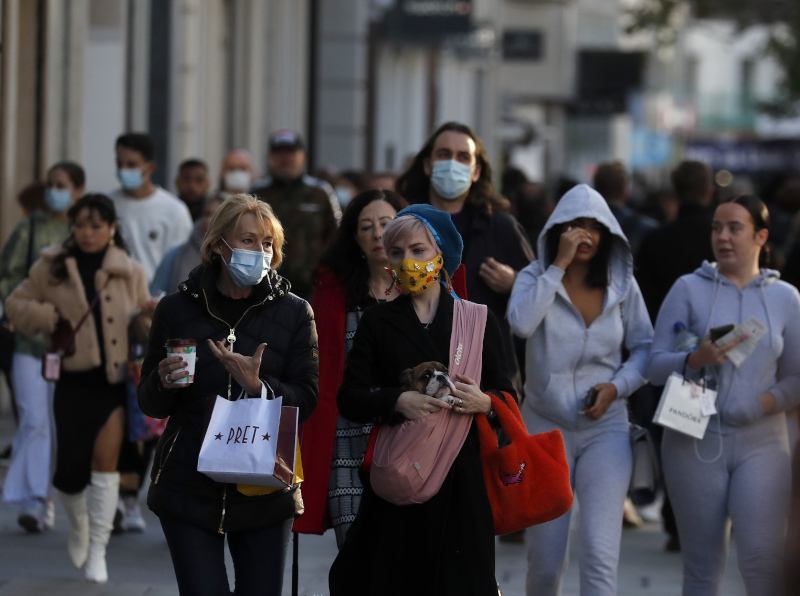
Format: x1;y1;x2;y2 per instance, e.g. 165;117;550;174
508;184;653;596
647;195;800;596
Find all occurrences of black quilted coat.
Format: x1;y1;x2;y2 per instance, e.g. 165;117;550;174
138;263;319;533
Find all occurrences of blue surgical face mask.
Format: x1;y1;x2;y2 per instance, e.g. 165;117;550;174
118;167;144;191
46;188;72;212
430;159;473;200
221;238;272;288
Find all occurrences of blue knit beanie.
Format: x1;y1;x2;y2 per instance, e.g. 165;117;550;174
396;203;463;276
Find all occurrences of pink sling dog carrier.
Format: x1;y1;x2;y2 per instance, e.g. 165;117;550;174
369;300;488;505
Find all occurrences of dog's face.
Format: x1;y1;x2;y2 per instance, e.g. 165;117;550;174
400;361;456;400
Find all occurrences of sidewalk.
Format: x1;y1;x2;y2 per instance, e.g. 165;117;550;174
0;412;747;595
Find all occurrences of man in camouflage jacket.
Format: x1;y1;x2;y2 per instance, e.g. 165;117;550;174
250;130;341;300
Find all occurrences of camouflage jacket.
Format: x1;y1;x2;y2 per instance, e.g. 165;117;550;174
250;174;341;300
0;211;70;356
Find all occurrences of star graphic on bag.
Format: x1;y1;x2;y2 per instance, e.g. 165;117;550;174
262;433;270;441
214;433;223;440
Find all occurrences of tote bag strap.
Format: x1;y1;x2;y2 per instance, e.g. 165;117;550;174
449;300;488;384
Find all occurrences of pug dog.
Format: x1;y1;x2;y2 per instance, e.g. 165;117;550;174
400;361;456;401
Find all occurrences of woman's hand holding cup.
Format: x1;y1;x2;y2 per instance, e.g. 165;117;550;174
160;339;198;388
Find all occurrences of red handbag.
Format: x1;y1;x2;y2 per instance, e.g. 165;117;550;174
476;391;573;535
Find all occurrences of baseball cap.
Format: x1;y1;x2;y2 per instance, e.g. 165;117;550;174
268;130;304;152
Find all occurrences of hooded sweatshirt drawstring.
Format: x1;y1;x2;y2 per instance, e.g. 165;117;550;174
704;266;722;338
760;278;775;351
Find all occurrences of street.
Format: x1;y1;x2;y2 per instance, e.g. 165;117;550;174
0;413;747;595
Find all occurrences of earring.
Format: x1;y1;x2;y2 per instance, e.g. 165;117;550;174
109;237;115;246
361;252;366;260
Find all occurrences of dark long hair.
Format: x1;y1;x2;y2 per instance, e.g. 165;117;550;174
395;121;509;218
318;189;407;308
728;194;771;268
544;221;613;288
51;194;129;282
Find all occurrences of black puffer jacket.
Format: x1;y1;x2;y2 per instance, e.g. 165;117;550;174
138;263;319;533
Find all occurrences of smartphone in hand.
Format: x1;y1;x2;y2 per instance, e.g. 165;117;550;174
583;387;599;410
710;324;735;342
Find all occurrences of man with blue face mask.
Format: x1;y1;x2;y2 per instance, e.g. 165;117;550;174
107;133;193;284
396;122;535;413
106;132;192;535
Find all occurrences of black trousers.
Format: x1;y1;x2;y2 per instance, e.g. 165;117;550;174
159;512;293;596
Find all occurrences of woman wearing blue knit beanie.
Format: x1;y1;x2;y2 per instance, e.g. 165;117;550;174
328;203;517;595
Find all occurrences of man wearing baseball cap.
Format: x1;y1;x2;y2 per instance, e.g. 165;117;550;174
251;129;341;300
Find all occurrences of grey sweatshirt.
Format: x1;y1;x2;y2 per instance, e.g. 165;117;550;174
647;260;800;433
507;184;653;430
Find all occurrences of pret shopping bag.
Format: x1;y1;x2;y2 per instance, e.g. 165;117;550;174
652;372;714;440
198;394;299;487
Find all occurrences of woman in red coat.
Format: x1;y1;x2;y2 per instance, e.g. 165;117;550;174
295;189;406;546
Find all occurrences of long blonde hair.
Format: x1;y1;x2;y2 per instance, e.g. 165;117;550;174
201;193;285;268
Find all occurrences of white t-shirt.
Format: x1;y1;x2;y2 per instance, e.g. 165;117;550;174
107;186;193;283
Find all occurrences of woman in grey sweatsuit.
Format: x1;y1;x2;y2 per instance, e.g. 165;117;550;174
648;195;800;596
508;184;653;596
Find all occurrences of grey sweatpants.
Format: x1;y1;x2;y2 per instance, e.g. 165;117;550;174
522;409;632;596
662;415;790;596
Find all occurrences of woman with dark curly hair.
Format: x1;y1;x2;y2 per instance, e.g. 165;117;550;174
294;189;406;546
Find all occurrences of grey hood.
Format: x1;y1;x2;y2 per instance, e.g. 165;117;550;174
538;184;634;311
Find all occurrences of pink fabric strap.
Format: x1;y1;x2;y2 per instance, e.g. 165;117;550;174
449;300;488;384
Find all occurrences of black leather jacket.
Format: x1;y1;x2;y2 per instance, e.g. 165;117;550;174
138;262;319;533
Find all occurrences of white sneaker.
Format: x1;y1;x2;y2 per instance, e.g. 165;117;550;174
42;499;55;530
121;495;146;532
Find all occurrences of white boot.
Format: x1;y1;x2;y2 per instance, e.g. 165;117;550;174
58;490;89;568
84;471;119;583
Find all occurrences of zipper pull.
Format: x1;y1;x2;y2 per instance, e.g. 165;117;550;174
227;329;236;350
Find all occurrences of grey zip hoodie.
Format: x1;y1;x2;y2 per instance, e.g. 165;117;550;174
507;184;653;430
647;260;800;433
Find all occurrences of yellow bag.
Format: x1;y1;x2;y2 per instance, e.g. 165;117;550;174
237;444;304;496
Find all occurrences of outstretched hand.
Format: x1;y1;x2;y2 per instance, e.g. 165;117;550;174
479;258;517;294
207;339;266;395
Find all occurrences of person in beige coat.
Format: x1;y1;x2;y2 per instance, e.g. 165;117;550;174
6;194;155;583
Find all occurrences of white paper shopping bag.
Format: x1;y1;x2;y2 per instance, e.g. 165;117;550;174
198;395;299;487
652;372;715;440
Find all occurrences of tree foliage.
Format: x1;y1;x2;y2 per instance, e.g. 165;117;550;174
626;0;800;114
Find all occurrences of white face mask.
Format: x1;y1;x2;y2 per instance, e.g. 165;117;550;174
430;159;473;200
224;169;251;192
